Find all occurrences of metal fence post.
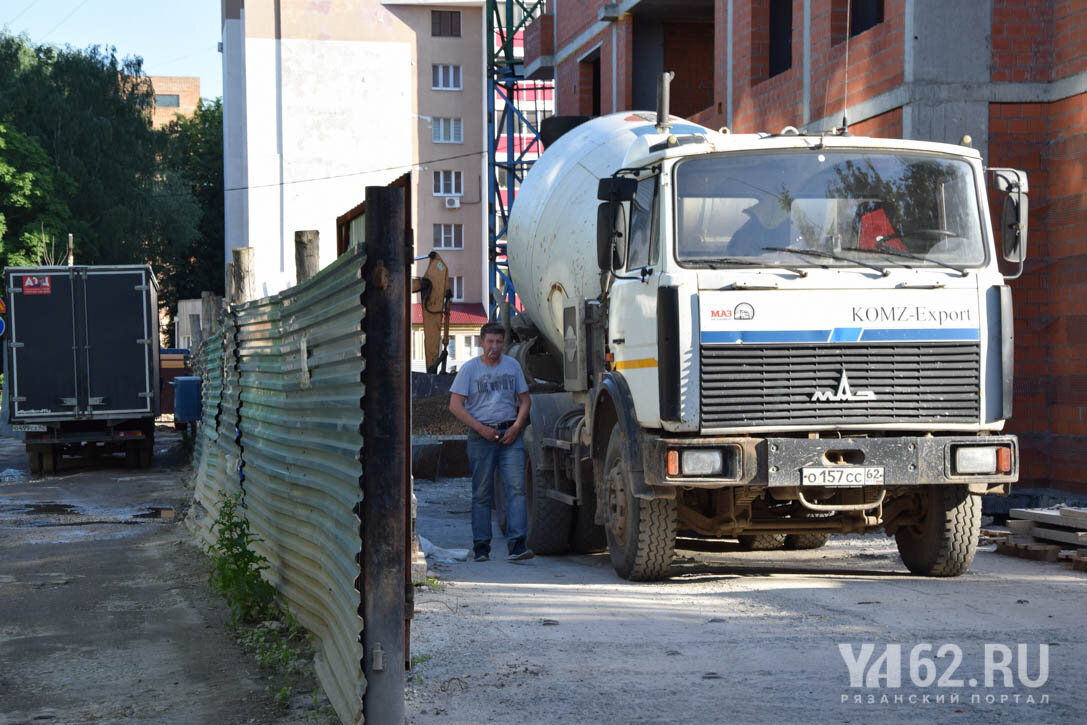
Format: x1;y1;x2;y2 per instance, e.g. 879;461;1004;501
361;185;407;723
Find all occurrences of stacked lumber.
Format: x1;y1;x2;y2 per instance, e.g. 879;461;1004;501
994;507;1087;570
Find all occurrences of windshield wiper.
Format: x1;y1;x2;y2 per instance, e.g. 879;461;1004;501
693;257;808;277
762;246;889;277
841;245;968;277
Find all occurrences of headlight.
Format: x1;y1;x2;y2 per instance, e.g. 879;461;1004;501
954;446;997;474
681;449;723;476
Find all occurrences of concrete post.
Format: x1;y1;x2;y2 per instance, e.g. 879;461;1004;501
294;230;320;284
232;247;256;303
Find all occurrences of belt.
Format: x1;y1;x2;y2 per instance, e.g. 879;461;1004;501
493;420;517;434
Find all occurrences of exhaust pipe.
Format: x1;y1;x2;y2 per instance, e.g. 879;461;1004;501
655;71;674;134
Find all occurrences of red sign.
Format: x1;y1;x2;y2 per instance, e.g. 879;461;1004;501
23;276;51;295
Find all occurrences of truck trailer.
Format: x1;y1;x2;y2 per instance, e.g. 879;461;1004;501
4;265;160;473
505;81;1027;580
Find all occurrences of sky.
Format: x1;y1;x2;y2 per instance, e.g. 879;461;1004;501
3;0;223;99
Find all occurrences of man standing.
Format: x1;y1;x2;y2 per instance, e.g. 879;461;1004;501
449;322;533;562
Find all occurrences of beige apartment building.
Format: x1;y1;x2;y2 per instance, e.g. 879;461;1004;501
148;76;200;128
221;0;489;370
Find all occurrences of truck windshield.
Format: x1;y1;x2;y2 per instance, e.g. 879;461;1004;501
674;150;986;269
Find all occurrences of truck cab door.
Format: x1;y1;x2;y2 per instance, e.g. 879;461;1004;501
608;176;662;425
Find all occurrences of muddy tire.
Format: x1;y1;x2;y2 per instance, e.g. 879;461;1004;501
895;485;980;577
785;532;830;550
601;426;675;581
570;462;606;553
525;458;572;555
42;446;57;475
737;533;786;550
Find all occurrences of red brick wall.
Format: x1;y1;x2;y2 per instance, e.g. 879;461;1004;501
1053;0;1087;77
992;0;1054;82
991;94;1087;495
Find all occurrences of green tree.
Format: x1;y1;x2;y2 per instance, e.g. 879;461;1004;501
158;98;225;314
0;32;201;270
0;122;75;267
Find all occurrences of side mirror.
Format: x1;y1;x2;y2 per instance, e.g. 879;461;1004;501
988;168;1029;274
597;177;637;202
596;201;627;271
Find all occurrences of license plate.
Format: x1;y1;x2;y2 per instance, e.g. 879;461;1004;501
12;424;47;432
800;466;884;486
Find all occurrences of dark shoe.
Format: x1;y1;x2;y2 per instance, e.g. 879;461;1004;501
507;548;535;561
474;553;489;562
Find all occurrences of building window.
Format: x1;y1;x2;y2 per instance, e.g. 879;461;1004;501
450;276;465;301
850;0;883;36
432;64;462;90
433;223;464;249
433;117;463;144
768;0;792;78
433;170;463;196
468;335;481;357
432;10;461;37
447;335;457;359
156;94;180;107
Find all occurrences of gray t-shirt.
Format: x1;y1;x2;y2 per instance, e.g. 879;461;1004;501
450;355;528;426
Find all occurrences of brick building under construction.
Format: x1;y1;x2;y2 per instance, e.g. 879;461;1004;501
521;0;1086;500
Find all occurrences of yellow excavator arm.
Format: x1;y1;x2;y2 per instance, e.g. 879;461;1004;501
412;252;453;374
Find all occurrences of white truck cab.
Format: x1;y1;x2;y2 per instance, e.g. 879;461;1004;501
506;87;1027;581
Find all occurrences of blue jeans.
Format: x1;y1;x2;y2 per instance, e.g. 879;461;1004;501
466;433;526;555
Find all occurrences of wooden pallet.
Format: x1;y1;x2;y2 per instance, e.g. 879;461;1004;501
996;540;1061;562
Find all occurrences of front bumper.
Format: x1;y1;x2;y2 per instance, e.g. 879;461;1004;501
643;434;1018;489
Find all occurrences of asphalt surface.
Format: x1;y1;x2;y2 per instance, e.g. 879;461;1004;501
0;428;320;724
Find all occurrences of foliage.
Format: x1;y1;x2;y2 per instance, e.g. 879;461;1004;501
158;98;225;321
206;492;277;626
0;31;222;313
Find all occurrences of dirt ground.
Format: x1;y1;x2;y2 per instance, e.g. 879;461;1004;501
407;476;1087;724
413;395;463;436
0;429;330;725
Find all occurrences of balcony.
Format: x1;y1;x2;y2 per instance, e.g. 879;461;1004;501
522;12;554;80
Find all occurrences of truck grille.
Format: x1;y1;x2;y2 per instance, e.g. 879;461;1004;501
700;343;981;428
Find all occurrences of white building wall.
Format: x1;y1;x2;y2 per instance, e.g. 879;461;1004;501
227;35;413;298
223;14;249;267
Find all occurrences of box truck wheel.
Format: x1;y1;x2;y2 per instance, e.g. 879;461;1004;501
601;426;675;581
785;533;830;550
41;446;58;474
28;450;42;475
895;485;980;577
525;451;572;554
737;534;785;550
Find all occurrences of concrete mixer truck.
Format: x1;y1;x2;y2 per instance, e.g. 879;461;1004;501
504;76;1027;581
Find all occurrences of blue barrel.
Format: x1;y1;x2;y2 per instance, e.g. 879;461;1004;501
171;376;202;422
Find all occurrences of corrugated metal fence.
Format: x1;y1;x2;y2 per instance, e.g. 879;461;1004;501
188;247;366;725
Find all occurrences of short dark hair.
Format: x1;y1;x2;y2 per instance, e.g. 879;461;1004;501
480;321;505;339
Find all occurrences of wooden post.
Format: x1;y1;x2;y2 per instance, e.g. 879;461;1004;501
200;291;215;337
225;262;235;304
189;314;203;351
232;247;256;303
294;230;320;284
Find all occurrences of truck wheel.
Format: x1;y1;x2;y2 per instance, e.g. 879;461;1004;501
28;451;42;475
138;441;153;468
525;455;572;554
125;442;140;469
737;534;786;550
895;485;980;577
601;426;675;581
785;533;830;550
42;447;57;475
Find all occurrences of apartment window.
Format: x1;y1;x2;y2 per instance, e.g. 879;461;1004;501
432;64;462;90
433;170;463;196
433;223;464;249
450;276;465;301
432;10;461;37
769;0;792;77
433;117;463;144
850;0;884;36
156;94;180;107
469;335;481;357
